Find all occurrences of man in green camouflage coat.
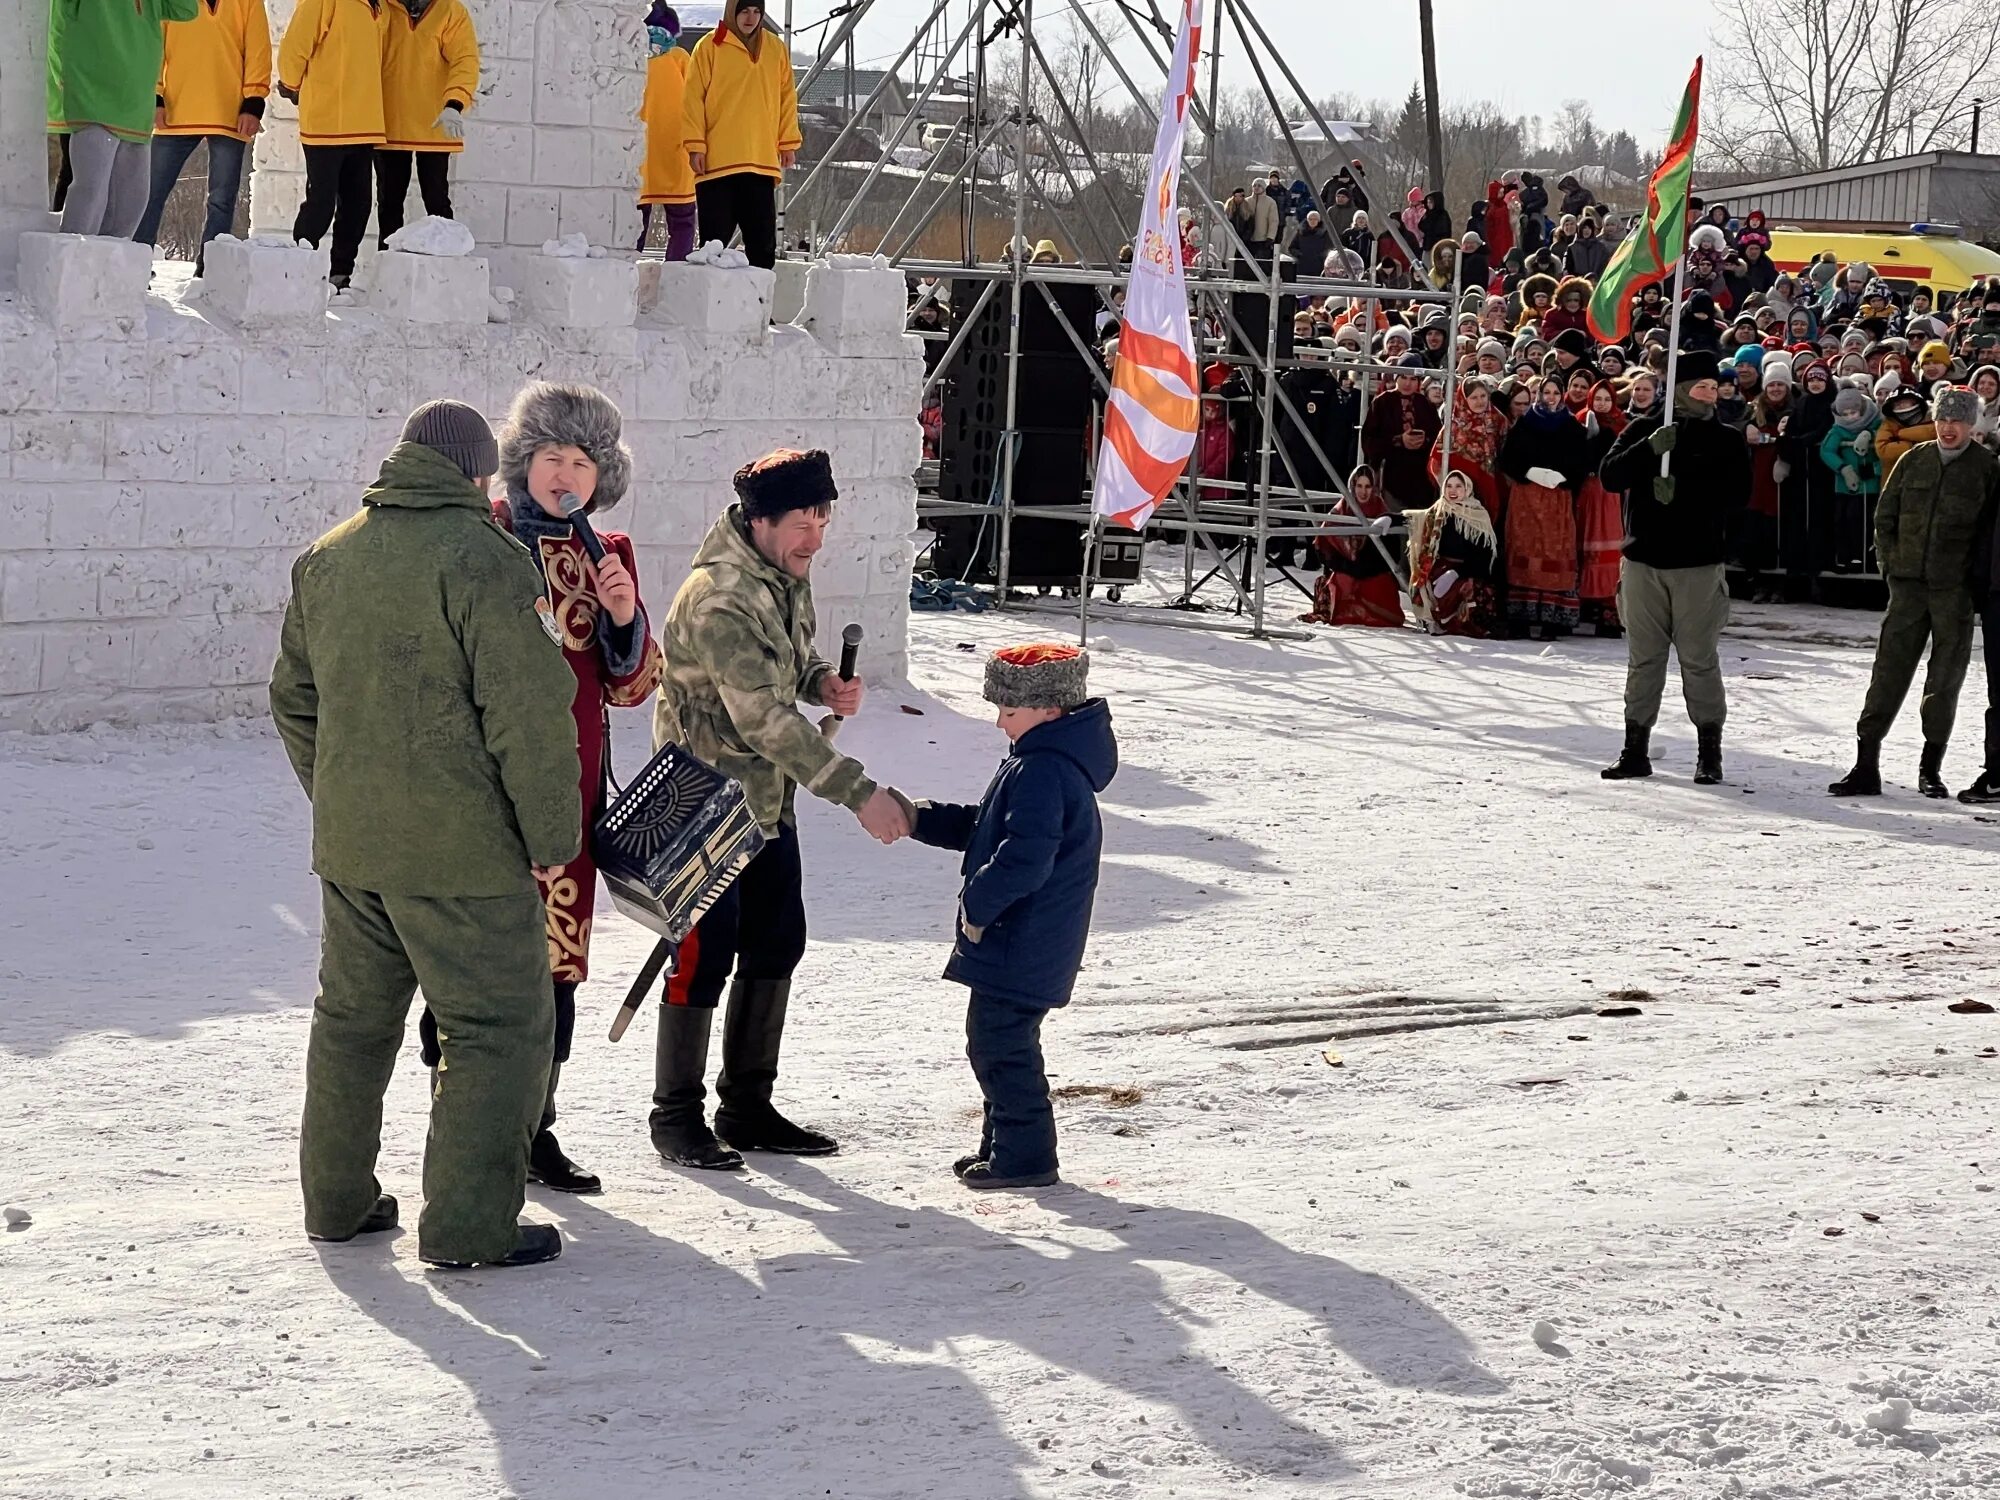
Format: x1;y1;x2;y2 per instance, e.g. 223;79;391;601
648;447;910;1170
270;401;582;1269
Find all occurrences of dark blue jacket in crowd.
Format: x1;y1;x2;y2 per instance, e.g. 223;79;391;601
912;699;1118;1009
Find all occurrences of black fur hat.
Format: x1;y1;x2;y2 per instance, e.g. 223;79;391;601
733;448;838;521
498;382;633;512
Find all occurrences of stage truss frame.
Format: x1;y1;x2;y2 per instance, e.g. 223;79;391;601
783;0;1461;640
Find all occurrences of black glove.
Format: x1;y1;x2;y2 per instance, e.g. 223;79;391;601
276;82;300;106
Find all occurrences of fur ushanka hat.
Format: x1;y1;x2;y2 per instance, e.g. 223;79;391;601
733;447;839;520
1933;385;1983;425
498;382;634;512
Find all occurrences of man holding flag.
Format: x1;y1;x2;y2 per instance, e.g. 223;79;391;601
1587;60;1750;787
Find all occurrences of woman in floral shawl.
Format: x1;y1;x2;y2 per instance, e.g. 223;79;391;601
1408;468;1501;636
1576;380;1628;634
1429;376;1510;520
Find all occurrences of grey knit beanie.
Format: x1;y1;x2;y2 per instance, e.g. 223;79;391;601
1933;385;1983;425
400;399;498;481
983;643;1090;711
498;382;633;512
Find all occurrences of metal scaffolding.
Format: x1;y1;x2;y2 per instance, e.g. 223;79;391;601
784;0;1459;639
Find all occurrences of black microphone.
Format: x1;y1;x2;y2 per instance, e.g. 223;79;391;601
557;491;606;564
823;623;863;738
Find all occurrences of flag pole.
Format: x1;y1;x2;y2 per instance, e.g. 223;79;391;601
1660;249;1687;476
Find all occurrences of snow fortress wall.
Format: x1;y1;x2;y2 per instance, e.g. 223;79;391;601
0;244;923;732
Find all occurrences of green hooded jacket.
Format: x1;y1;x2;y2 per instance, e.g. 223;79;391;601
652;506;875;835
270;442;583;897
1873;441;2000;589
47;0;201;143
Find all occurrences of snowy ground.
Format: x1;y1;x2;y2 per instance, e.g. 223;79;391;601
4;589;1999;1499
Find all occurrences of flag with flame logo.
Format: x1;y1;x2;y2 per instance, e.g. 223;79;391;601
1093;0;1203;532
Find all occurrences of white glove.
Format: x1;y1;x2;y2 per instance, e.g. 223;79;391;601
1526;465;1565;489
1584;410;1600;439
1853;429;1874;454
1432;568;1459;595
434;106;465;140
1773;458;1791;484
1841;465;1861;490
959;907;986;945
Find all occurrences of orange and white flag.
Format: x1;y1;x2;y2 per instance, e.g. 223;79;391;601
1094;0;1203;532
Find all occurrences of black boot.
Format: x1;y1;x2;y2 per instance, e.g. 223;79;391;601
1829;738;1883;796
714;979;839;1156
1694;723;1724;785
1600;722;1653;780
527;1063;602;1195
1958;771;2000;804
1918;741;1951;799
649;1005;743;1171
307;1192;399;1242
421;1223;563;1271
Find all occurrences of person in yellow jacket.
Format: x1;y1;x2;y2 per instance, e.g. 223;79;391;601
681;0;800;270
636;4;696;258
278;0;388;288
376;0;480;249
136;0;271;274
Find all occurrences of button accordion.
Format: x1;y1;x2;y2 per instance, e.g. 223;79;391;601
594;742;764;1040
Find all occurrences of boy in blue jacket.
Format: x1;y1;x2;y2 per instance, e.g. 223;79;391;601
908;644;1118;1190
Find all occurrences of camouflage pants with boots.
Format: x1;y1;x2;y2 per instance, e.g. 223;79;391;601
1856;582;1976;746
300;880;554;1265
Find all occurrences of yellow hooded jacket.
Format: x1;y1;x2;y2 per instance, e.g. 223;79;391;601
639;46;695;204
278;0;387;147
157;0;272;140
681;17;801;184
381;0;479;153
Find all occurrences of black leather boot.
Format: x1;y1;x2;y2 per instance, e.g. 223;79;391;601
1828;738;1882;796
1918;741;1951;798
1694;723;1724;785
714;979;839;1156
649;1005;743;1171
527;1063;602;1195
1600;722;1653;780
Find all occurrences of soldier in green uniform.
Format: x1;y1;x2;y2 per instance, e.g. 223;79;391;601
649;447;912;1170
270;400;583;1269
1831;385;2000;799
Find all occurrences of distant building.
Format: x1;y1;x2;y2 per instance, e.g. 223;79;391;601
1706;152;2000;246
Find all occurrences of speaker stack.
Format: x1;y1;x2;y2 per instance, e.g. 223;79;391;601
934;281;1124;588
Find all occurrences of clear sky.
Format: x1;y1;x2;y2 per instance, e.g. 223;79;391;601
790;0;1716;146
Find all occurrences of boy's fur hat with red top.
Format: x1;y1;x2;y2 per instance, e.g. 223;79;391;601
984;643;1090;710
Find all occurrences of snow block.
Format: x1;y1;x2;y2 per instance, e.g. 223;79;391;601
772;258;811;325
200;237;329;327
514;253;637;329
645;261;774;344
796;259;909;357
370;249;491;325
18;233;150;335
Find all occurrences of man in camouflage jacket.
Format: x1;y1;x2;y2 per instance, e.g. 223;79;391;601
648;448;909;1169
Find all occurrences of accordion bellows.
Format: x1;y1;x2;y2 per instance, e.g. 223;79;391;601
594;742;764;945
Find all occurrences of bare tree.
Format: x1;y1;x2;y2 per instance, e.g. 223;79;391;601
1553;99;1600;166
1708;0;2000;171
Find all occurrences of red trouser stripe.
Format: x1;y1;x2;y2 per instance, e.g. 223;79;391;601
665;925;701;1006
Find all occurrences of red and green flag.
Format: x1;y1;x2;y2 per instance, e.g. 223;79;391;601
1587;58;1703;342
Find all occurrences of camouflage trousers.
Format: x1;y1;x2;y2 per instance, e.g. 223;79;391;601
300;880;553;1265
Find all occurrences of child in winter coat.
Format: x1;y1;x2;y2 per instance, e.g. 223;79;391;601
1820;386;1881;571
1875;386;1937;483
908;645;1118;1191
636;2;696;256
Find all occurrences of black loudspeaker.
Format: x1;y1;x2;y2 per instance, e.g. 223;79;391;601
934;279;1102;586
1229;288;1298;363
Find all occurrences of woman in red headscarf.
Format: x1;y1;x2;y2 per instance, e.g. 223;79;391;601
1575;379;1627;634
1303;465;1404;627
1430;376;1509;517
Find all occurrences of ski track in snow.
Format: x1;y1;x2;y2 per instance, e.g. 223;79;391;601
4;598;1999;1499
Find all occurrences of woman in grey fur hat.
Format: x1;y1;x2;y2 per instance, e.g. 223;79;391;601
416;381;661;1195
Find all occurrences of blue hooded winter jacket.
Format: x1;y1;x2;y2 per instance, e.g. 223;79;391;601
912;699;1118;1009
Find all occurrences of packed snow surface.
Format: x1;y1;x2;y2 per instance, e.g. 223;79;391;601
385;216;477;258
4;597;1999;1498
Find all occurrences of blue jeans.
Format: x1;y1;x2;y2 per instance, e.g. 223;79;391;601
966;991;1058;1176
135;133;247;267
